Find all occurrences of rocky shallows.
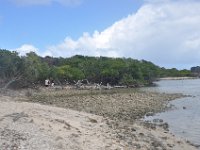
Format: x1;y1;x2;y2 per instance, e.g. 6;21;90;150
25;88;184;122
0;88;196;150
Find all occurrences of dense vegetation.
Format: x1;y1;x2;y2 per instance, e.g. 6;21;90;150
0;49;192;89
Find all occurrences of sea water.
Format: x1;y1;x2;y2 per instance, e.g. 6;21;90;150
141;79;200;146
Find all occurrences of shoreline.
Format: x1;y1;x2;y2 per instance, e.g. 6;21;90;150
159;77;198;80
0;88;198;149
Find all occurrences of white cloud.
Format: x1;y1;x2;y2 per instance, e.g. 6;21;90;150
10;0;81;6
16;0;200;68
15;44;39;56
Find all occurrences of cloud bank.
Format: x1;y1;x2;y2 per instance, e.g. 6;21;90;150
15;44;39;56
16;0;200;68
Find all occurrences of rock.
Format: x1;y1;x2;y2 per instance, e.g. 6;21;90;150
56;142;63;149
88;117;98;123
145;112;154;117
153;119;163;123
161;136;168;140
167;143;174;148
151;140;164;148
133;143;141;149
55;136;63;141
159;123;169;131
142;121;156;129
139;132;144;136
131;127;136;132
29;119;34;123
0;118;4;122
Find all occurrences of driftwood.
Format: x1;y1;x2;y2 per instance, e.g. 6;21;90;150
38;79;114;90
73;80;112;90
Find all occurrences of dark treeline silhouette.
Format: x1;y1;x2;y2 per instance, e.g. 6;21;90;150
0;49;192;89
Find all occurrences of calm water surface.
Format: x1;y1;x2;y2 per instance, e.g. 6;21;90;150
141;79;200;146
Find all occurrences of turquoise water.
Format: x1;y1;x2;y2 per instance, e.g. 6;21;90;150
141;79;200;146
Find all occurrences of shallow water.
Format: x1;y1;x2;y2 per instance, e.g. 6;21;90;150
141;79;200;146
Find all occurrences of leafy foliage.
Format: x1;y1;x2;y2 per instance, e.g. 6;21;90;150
0;49;192;88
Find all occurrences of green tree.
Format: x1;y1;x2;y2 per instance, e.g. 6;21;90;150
0;49;24;88
55;65;85;82
22;52;50;84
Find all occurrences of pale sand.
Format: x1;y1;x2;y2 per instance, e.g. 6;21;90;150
0;95;197;150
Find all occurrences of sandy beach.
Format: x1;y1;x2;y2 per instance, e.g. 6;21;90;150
0;88;197;150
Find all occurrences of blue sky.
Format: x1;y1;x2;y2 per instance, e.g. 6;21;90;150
1;0;200;69
0;0;142;49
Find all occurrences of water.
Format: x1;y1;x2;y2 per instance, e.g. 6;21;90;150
141;79;200;146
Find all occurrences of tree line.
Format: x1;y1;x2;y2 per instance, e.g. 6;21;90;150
0;49;192;89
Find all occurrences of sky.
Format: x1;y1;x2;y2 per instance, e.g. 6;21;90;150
0;0;200;69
